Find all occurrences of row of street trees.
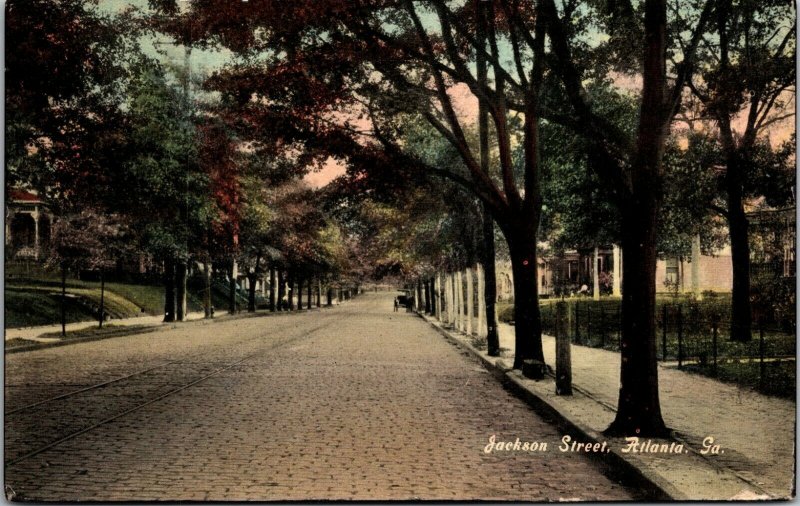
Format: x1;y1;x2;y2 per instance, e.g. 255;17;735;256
7;0;793;437
6;0;358;326
150;0;794;436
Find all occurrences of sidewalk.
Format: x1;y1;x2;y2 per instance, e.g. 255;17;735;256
5;312;206;342
422;314;795;500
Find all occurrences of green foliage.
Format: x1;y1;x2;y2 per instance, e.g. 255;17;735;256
116;63;209;262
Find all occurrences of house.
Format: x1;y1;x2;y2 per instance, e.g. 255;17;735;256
5;189;51;261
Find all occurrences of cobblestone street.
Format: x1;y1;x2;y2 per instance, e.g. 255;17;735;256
5;293;635;501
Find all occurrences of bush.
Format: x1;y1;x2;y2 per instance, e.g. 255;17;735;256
497;303;514;323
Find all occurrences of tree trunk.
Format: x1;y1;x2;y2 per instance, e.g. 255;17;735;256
429;277;437;316
727;190;753;342
277;270;285;311
507;235;545;375
269;267;276;312
477;264;486;337
605;0;670;437
307;279;312;309
163;257;175;322
316;279;322;307
606;197;669;437
61;263;67;336
247;273;257;312
228;260;236;314
423;280;431;314
204;262;213;318
327;287;333;306
176;261;187;321
98;269;105;329
297;276;304;310
482;205;500;356
288;273;296;310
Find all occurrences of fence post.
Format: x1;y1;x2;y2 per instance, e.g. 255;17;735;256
586;303;591;346
662;305;668;361
600;306;605;348
712;321;718;376
677;305;683;368
759;319;765;392
555;301;572;395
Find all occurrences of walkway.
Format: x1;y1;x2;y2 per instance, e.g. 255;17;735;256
432;320;795;499
5;312;206;342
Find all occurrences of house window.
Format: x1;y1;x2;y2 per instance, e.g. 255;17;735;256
665;258;679;284
568;261;579;283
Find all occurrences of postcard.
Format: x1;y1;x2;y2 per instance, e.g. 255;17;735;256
4;0;796;501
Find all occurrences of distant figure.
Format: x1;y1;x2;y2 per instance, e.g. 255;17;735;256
579;284;589;296
393;297;399;312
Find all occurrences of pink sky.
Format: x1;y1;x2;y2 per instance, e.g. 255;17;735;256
303;80;794;188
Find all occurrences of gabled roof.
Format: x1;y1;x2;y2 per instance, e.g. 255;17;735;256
9;189;42;203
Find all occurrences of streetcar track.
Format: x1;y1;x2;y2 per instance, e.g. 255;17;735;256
5;312;333;416
5;318;332;468
6;361;179;415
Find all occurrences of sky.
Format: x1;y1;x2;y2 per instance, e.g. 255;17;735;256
96;0;795;189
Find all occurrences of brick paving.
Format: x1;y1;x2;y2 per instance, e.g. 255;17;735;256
4;293;634;501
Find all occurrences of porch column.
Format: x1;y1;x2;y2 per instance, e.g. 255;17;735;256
33;212;40;260
593;246;600;300
691;234;701;297
612;244;622;297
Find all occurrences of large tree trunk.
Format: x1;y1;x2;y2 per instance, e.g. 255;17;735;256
483;205;500;356
506;230;545;375
605;0;671;437
277;270;285;311
297;276;304;310
606;198;668;436
726;160;753;342
176;261;187;321
163;257;176;322
307;279;313;309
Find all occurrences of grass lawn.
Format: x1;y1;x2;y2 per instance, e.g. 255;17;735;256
678;359;796;399
5;275;252;328
4;289;97;328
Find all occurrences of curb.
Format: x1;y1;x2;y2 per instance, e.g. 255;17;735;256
417;312;674;501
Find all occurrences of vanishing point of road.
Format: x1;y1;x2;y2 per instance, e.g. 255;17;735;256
5;292;635;501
